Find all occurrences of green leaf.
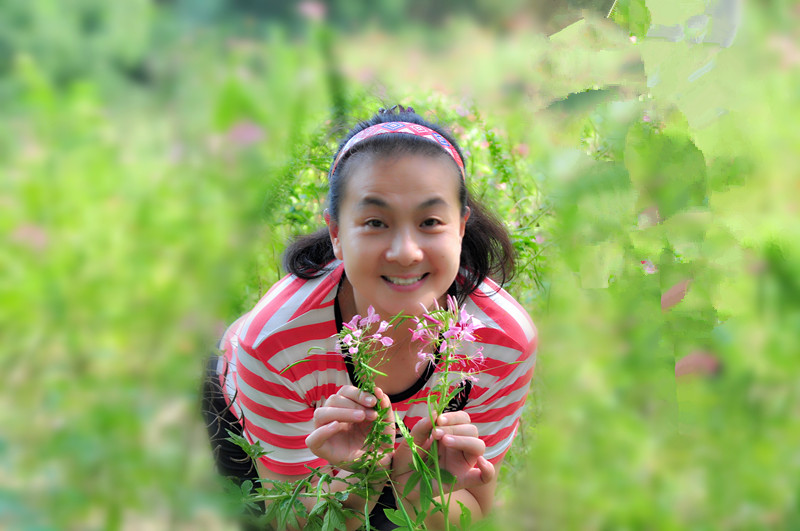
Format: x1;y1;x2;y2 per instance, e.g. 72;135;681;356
304;516;323;531
457;501;473;530
438;469;457;486
418;486;432;516
225;429;268;459
610;0;651;38
264;499;282;528
322;503;346;531
420;476;433;508
412;451;428;472
403;471;422;497
383;508;410;527
309;498;327;518
278;497;304;531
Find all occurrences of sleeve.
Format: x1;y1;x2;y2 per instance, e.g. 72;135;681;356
232;335;329;476
464;326;537;465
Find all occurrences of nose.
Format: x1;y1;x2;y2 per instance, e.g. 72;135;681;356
385;228;423;266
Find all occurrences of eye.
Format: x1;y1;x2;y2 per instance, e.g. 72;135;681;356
421;218;443;228
365;219;386;228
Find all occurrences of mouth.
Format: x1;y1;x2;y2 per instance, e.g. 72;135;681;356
382;273;428;286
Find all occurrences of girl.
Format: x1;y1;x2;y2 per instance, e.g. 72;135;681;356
202;105;537;530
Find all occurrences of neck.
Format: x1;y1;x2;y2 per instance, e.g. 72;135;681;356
337;277;427;390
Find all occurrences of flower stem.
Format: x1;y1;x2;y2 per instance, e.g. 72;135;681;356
431;438;450;531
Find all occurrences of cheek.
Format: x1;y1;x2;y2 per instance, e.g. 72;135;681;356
436;241;462;270
340;237;374;264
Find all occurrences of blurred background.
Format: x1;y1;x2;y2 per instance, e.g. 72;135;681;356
1;0;799;529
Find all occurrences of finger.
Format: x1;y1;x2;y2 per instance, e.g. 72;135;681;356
476;456;496;484
324;394;363;410
433;423;479;440
436;411;471;427
313;406;374;427
348;385;378;408
374;387;391;409
438;434;486;457
329;386;377;408
305;420;346;452
372;388;396;437
450;457;495;492
409;416;434;449
324;395;380;420
459;467;489;490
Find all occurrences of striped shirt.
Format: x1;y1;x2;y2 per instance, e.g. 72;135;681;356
218;261;537;477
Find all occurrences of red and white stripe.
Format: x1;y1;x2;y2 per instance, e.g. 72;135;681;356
220;261;537;476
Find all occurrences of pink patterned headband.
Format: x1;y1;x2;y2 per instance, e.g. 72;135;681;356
330;121;466;179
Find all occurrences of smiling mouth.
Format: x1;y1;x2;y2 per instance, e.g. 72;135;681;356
383;273;427;286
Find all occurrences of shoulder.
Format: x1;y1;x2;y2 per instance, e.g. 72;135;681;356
465;278;538;357
235;261;344;357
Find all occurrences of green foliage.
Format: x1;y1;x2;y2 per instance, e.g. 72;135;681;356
2;1;799;530
610;0;652;38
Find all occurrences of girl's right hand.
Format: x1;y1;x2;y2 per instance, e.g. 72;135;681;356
305;385;394;472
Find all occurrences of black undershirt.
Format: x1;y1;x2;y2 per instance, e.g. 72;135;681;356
334;292;438;403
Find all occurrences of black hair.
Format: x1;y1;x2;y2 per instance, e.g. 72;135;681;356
283;106;515;303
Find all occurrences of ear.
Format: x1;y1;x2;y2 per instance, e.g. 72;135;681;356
325;210;343;260
459;206;471;238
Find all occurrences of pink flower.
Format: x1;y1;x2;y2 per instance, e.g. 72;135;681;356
411;324;432;343
415;351;435;372
344;314;361;330
424;314;443;327
458;371;474;382
379;337;393;347
460;372;480;384
459;307;472;326
377;321;390;334
349;346;358;355
446;294;458;313
341;334;353;345
359;306;381;327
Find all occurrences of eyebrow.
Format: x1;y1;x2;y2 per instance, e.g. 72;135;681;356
356;196;450;210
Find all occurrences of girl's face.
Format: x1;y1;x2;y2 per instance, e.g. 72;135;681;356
328;153;469;320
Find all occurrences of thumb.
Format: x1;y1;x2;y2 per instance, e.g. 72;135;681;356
408;416;434;451
374;387;394;423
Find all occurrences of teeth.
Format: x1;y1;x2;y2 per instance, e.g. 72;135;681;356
386;276;422;286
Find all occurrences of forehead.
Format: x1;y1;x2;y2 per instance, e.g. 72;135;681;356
342;153;462;206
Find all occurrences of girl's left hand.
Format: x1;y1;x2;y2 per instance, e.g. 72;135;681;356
432;411;495;490
393;411;495;494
